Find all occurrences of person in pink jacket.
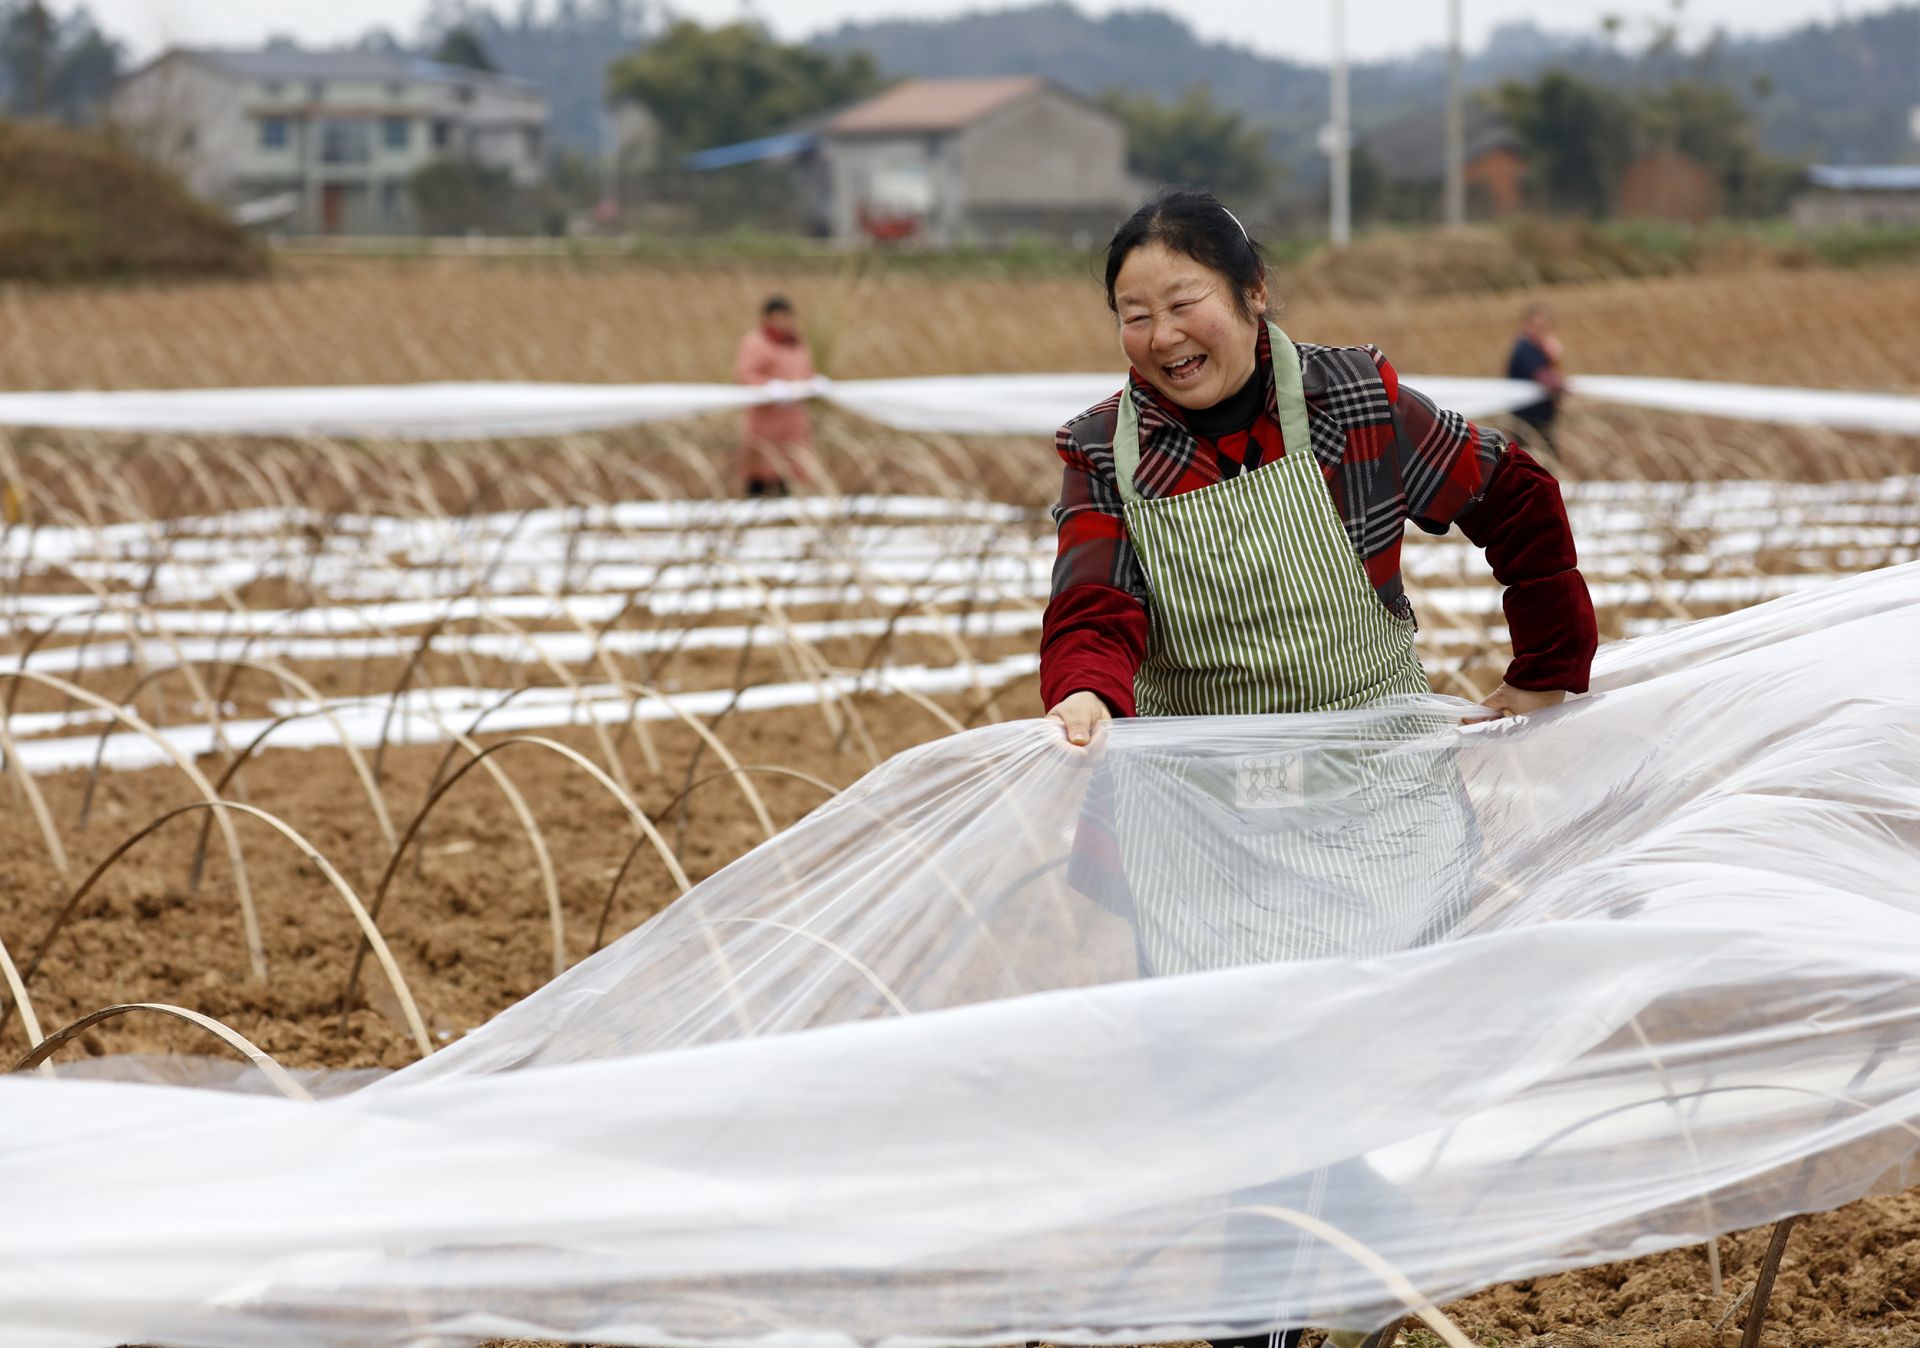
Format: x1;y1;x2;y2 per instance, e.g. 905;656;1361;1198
734;295;818;497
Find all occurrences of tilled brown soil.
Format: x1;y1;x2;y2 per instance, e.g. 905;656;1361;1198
1;688;991;1070
1424;1190;1920;1345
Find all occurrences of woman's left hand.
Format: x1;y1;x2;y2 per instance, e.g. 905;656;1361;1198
1478;683;1567;719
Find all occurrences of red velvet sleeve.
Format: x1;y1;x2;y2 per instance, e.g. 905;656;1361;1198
1040;583;1147;718
1454;446;1598;693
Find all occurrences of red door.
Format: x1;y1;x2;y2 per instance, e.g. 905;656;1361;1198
320;184;347;235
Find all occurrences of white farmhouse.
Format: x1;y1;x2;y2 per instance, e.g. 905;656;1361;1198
111;47;549;235
684;77;1138;246
818;78;1136;245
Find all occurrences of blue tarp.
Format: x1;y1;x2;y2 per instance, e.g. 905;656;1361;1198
1807;164;1920;192
684;131;818;172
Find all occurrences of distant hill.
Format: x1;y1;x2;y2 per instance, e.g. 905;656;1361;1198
1700;8;1920;161
810;3;1329;171
0;119;263;281
381;1;1919;175
810;2;1920;177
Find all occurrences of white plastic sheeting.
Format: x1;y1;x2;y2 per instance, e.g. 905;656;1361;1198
0;655;1041;775
0;379;774;439
826;373;1126;433
0;373;1529;439
1570;374;1920;437
5;562;1920;1347
2;370;1915;439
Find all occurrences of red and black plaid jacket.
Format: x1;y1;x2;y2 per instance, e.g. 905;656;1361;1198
1042;327;1597;715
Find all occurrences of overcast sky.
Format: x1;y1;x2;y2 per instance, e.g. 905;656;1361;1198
56;0;1896;67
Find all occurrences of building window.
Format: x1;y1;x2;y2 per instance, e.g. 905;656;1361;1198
386;81;406;99
431;120;452;150
320;120;372;165
383;117;410;151
524;127;541;160
264;80;283;98
307;80;325;102
380;179;406;219
258;116;289;150
455;85;474;105
178;127;197;153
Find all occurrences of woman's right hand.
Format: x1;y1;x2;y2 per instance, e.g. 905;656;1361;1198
1046;690;1112;747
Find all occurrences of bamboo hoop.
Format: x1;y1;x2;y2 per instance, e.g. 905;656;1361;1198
12;1002;313;1102
0;670;266;980
339;734;694;1023
5;799;431;1059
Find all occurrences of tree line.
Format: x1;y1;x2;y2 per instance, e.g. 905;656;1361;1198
0;0;119;122
815;3;1920;181
1482;71;1804;221
581;18;1800;227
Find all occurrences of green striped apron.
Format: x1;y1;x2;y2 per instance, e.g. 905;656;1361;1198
1109;323;1474;975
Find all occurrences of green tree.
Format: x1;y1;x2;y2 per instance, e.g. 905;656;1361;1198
0;0;118;122
608;21;884;155
1098;84;1273;197
1497;70;1636;216
1634;79;1800;218
1348;143;1385;225
45;24;115;115
1636;80;1749;175
410;159;517;232
0;1;55;116
432;23;498;72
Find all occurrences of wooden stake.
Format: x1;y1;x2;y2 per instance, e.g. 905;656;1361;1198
1740;1216;1798;1348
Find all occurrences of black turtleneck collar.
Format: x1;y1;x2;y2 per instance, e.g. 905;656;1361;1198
1183;362;1266;439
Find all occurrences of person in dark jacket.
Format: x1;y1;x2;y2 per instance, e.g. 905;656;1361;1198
1505;302;1566;463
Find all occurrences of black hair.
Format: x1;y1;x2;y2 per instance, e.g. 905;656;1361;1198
1104;189;1269;320
762;295;794;316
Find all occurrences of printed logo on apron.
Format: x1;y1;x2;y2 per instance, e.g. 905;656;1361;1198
1233;752;1305;809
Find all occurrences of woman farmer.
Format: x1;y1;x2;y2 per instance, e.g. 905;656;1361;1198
1039;192;1597;1347
1046;189;1597;966
734;295;818;497
1043;190;1595;746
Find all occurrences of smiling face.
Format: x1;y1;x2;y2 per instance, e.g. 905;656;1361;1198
1113;240;1267;410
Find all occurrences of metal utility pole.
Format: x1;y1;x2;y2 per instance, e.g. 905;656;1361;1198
1444;0;1466;227
599;106;620;215
1328;0;1351;247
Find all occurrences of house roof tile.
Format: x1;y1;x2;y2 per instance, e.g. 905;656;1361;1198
822;77;1047;136
178;47;542;95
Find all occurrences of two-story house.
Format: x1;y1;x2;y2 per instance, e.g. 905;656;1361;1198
111;47;550;235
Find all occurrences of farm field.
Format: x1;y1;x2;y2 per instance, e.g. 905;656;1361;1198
3;257;1920;1348
0;256;1917;391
